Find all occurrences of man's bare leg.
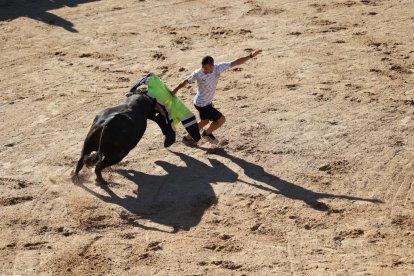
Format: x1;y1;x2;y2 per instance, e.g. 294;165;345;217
205;116;226;135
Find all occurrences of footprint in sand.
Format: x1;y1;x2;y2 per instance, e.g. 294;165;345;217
309;3;327;12
212;6;231;15
0;196;33;206
209;27;233;39
353;31;367;36
0;177;32;189
335;1;357;8
152;52;166;61
333;229;364;242
311;19;337;26
285;84;298;90
211;260;242;270
320;26;348;33
244;2;284;16
390;64;412;75
23;241;48;250
318;160;350;175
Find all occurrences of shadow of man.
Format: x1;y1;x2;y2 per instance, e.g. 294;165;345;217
0;0;99;32
76;151;238;232
206;148;382;211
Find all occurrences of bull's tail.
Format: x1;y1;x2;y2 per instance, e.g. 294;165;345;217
83;125;106;167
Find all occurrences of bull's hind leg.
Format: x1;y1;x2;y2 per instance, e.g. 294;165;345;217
94;151;128;185
94;114;140;184
74;127;101;176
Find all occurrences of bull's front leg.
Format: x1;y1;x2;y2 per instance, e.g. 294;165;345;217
95;165;107;185
74;157;84;176
149;112;176;148
154;102;166;117
71;157;84;184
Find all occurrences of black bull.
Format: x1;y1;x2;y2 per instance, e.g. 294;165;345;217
74;93;186;183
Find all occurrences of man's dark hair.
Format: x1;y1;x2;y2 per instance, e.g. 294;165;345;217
201;56;214;66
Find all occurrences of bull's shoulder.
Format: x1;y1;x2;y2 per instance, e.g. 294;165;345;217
127;94;154;109
125;94;146;105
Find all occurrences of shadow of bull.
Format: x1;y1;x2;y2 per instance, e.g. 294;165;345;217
77;150;382;232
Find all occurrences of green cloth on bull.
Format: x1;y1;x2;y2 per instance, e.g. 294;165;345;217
147;74;193;129
146;74;201;142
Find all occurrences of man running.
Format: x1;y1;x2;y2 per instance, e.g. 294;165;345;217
171;49;262;145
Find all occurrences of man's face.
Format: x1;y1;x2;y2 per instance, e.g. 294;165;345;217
202;64;214;74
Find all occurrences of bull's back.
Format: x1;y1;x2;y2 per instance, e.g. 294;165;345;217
93;104;129;129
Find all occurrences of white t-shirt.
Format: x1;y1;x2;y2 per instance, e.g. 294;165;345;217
186;62;231;107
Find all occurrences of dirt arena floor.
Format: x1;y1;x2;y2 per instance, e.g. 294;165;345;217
1;0;413;275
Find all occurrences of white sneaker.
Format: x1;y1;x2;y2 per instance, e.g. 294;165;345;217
202;130;219;145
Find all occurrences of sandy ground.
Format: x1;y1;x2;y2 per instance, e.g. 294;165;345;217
1;0;414;275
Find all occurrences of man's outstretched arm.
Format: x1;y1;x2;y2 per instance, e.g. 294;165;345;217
230;49;262;67
171;79;189;96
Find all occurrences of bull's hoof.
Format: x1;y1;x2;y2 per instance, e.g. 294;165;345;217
71;174;82;185
164;133;176;148
95;177;108;186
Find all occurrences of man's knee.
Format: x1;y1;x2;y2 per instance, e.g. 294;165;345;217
219;115;226;124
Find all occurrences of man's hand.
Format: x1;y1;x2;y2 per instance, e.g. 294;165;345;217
170;88;177;97
231;49;263;67
171;79;189;97
251;49;262;58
